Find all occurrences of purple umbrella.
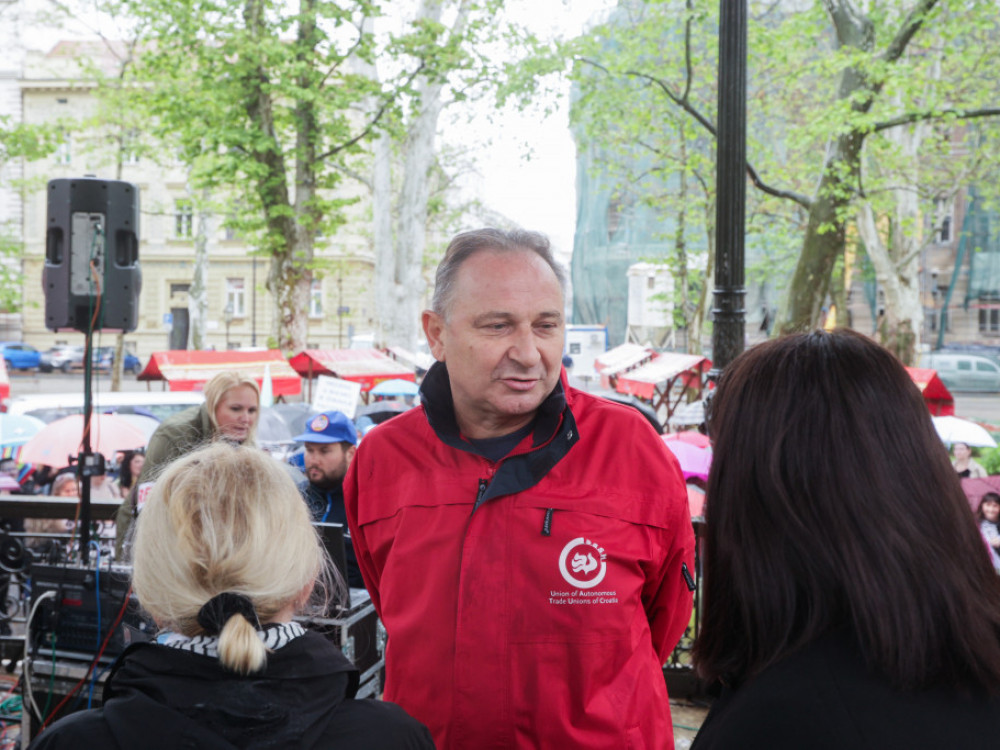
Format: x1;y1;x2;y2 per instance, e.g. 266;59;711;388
662;437;712;482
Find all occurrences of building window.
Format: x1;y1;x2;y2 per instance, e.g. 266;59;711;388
55;130;71;165
122;129;140;165
226;278;246;318
309;279;323;318
170;283;191;296
978;307;1000;335
934;197;953;244
175;200;193;238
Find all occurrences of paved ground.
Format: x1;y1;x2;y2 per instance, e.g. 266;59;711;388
672;700;711;747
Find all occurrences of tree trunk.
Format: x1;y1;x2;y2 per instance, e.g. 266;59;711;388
778;0;939;332
188;184;211;350
375;0;471;351
372;131;394;346
244;0;310;352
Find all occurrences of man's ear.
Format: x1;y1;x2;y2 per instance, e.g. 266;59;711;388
345;444;357;463
422;310;446;362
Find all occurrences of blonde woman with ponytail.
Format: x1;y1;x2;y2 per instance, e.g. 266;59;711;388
32;444;433;750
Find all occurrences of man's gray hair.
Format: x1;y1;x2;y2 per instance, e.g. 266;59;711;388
430;228;567;318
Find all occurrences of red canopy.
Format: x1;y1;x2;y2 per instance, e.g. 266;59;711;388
905;367;955;416
289;349;416;393
613;352;711;421
0;359;9;412
137;350;301;396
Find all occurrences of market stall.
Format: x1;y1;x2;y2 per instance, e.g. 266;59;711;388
613;353;712;423
289;348;416;401
137;349;301;396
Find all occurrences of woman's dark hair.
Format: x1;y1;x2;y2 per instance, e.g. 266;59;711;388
117;450;142;492
978;492;1000;523
694;329;1000;692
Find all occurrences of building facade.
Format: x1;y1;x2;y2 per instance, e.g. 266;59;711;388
15;41;378;361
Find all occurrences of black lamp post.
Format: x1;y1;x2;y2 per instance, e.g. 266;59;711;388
710;0;748;379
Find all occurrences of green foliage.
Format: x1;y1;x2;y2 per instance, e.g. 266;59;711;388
83;0;508;349
0;118;61;163
0;225;25;313
980;446;1000;477
560;0;1000;335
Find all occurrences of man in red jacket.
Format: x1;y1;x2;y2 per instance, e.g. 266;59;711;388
345;227;695;749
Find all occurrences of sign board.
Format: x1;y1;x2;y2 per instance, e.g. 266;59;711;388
311;375;362;418
162;312;173;331
565;325;609;378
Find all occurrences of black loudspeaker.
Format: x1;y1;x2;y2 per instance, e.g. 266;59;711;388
43;177;141;332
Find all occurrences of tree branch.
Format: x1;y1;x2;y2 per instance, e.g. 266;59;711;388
577;57;813;210
316;60;427;162
873;106;1000;133
880;0;940;64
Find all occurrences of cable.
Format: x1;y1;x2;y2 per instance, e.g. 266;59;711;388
37;584;131;734
41;635;55;719
22;589;57;728
87;542;101;709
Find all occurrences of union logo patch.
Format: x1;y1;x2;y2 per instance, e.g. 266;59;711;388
558;537;607;588
310;414;329;432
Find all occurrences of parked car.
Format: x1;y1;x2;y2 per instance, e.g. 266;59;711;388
0;342;41;371
94;347;142;374
40;345;141;374
921;351;1000;392
39;345;84;373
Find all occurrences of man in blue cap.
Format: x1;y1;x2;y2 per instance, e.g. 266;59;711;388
294;410;362;587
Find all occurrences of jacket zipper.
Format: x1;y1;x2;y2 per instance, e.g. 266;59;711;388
541;508;554;536
473;478;488;513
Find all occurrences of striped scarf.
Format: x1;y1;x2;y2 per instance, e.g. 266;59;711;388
159;621;306;658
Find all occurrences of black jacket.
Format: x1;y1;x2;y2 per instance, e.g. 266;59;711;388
692;630;1000;750
30;631;433;750
298;479;364;588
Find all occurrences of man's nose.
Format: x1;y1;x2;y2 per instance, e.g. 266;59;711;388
507;326;542;367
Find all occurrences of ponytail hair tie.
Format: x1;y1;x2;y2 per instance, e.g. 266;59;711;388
197;592;260;635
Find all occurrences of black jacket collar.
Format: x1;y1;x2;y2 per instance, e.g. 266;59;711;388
418;361;579;506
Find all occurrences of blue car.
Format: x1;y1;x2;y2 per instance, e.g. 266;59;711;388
0;342;41;371
95;347;142;374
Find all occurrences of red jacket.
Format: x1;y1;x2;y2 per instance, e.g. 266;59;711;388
345;365;695;749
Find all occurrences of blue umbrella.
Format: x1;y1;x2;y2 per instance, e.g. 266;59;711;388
370;378;419;397
0;414;46;448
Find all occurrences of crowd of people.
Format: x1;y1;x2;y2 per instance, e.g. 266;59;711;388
17;227;1000;749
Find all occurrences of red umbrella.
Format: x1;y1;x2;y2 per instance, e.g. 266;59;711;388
663;430;711;449
19;414;147;469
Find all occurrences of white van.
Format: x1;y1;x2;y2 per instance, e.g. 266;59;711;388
920;352;1000;393
6;391;204;422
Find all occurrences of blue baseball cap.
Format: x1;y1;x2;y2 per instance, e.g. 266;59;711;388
294;411;358;445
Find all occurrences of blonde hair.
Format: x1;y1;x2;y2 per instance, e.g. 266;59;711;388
203;371;261;446
132;443;328;674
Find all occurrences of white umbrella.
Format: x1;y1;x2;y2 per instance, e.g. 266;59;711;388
931;416;998;448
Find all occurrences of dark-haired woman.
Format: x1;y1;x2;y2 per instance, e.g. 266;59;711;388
110;450;144;500
692;330;1000;750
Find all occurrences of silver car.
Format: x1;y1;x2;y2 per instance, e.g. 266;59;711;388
921;352;1000;393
